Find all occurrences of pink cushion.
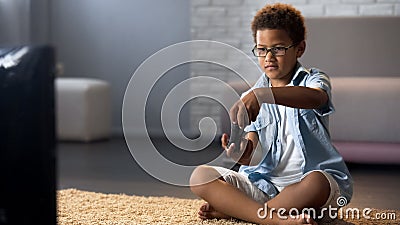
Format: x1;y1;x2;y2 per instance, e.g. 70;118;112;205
333;141;400;164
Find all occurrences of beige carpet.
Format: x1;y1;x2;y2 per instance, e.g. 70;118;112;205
58;189;399;225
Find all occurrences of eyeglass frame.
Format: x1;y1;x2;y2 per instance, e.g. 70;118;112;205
251;43;298;57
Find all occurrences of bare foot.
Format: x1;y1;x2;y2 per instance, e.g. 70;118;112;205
198;202;231;220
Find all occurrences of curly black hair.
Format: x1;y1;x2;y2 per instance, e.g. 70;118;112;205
251;3;306;44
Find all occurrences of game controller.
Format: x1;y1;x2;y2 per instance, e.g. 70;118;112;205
227;123;246;152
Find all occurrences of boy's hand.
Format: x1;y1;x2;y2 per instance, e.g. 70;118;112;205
229;89;263;129
221;133;254;165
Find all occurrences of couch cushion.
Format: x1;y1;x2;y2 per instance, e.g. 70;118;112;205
334;141;400;164
330;77;400;143
302;17;400;78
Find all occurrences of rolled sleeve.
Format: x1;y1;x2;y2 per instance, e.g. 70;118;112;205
306;69;335;116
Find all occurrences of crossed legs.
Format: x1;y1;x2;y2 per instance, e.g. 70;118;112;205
190;165;330;225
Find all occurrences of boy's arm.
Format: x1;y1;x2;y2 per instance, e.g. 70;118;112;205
230;86;328;128
269;86;328;109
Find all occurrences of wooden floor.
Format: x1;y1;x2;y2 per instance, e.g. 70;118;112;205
57;137;400;210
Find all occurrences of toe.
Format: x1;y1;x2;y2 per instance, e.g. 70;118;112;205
200;202;210;212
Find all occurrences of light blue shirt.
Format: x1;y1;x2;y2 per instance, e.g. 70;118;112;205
239;63;353;202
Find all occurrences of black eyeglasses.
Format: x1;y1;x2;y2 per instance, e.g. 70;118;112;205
252;43;297;57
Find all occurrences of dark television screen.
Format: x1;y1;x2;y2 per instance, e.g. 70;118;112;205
0;46;56;225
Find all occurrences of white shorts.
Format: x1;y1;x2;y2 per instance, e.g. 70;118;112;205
303;170;342;209
212;166;342;208
213;166;272;204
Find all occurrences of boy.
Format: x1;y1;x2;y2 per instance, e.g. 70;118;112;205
190;3;353;225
